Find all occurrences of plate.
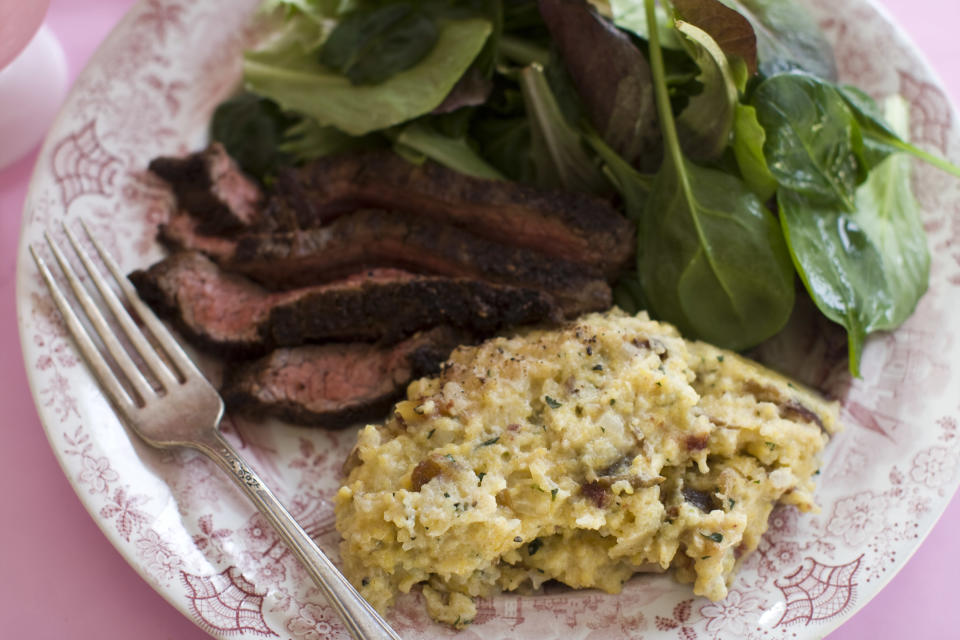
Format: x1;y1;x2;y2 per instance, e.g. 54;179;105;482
16;1;960;638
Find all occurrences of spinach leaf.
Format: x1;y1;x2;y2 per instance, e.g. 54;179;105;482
751;72;861;210
778;190;884;374
639;0;794;350
539;0;660;171
394;120;506;180
320;4;438;85
642;153;795;349
244;16;492;136
853;100;930;333
518;64;610;194
717;0;836;80
776;97;929;375
612;272;650;314
841;85;960;179
731;102;776;200
674;20;739;162
672;0;757;74
837;85;897;172
209;92;299;180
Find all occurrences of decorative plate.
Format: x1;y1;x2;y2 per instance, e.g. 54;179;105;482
16;0;960;638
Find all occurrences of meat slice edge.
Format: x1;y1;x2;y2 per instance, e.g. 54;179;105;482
222;327;464;428
267;150;635;277
129;251;560;357
149;142;263;234
160;209;611;317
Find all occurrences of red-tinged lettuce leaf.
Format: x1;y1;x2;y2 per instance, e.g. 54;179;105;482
672;0;757;74
538;0;661;171
674;20;739;162
432;67;493;113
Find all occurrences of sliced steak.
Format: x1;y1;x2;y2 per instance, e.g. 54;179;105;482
158;209;611;317
159;211;236;261
169;210;611;317
222;327;462;428
267;150;635;277
268;269;560;346
129;251;558;357
149;142;263;234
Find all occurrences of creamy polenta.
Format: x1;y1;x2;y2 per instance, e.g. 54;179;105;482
334;310;838;627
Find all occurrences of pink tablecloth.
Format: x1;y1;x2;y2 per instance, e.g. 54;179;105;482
0;1;956;638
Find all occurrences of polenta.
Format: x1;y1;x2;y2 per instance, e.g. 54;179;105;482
334;310;838;627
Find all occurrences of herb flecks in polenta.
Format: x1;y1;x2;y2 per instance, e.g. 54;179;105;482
335;310;838;627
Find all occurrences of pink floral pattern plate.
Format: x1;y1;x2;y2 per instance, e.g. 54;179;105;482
16;1;960;638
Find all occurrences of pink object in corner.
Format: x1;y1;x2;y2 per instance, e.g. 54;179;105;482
0;0;50;69
0;0;67;170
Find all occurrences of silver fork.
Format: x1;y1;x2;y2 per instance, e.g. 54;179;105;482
30;222;401;640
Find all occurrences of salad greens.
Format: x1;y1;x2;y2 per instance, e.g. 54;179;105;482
213;0;960;375
244;11;491;135
638;0;794;350
776;97;929;375
318;4;440;85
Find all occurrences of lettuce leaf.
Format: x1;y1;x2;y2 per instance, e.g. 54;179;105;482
243;16;492;136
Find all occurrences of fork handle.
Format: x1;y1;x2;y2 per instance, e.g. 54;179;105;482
195;430;402;640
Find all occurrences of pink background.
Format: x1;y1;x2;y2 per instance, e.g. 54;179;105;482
0;0;956;638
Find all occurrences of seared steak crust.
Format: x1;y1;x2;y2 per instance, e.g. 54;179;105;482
149;142;263;234
268;151;635;277
129;251;559;357
158;210;610;317
269;273;559;346
222;328;462;428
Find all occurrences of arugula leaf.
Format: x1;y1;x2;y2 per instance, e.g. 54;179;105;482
209;92;299;180
244;16;492;136
776;97;929;375
320;4;439;85
674;20;739;162
640;0;794;350
751;73;861;210
518;64;610;194
717;0;836;80
730;102;777;200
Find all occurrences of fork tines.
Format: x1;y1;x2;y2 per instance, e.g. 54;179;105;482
30;222;195;420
